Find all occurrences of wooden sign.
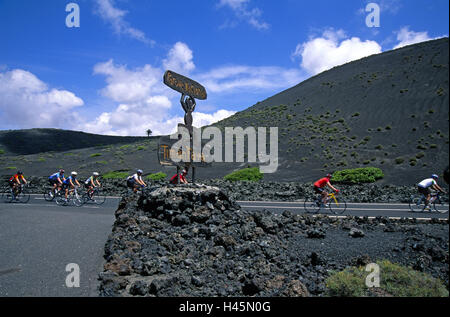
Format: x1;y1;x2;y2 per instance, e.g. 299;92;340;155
157;134;211;167
163;70;207;100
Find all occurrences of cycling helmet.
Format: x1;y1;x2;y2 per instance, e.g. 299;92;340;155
182;169;188;175
137;169;143;174
431;174;439;179
326;173;332;179
93;172;99;176
71;171;77;176
59;169;65;173
17;171;23;175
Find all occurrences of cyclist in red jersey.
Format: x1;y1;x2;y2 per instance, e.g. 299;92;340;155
170;169;188;184
313;173;339;206
9;171;27;199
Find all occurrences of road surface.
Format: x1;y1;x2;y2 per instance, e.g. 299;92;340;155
0;195;447;296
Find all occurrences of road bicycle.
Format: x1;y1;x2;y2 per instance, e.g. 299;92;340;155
43;186;63;202
82;187;106;205
409;192;448;214
1;183;30;203
304;191;347;214
56;186;84;207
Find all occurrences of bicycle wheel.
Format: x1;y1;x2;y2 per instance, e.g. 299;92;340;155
44;189;55;201
409;195;425;212
329;197;347;214
432;200;449;214
17;188;30;203
56;195;68;206
2;187;14;203
92;190;106;205
304;198;321;213
71;191;84;207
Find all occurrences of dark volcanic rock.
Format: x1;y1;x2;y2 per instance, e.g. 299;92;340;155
99;184;449;297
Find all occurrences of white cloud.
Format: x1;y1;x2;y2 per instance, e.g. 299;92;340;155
162;42;195;73
198;65;303;93
94;0;153;45
0;69;83;129
93;59;163;103
393;27;436;49
82;42;238;136
292;29;382;75
218;0;270;30
193;109;237;128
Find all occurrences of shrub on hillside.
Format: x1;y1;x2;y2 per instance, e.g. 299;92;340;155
146;172;167;181
0;149;4;155
102;171;129;179
224;167;263;182
90;153;102;158
326;260;448;297
331;167;384;184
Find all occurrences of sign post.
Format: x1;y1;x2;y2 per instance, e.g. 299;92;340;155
160;70;209;184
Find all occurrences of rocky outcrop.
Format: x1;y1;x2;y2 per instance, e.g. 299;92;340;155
98;184;449;297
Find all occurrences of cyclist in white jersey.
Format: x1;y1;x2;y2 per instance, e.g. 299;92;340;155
417;174;446;210
127;169;147;192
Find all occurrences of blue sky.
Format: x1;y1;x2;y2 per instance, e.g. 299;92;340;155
0;0;448;136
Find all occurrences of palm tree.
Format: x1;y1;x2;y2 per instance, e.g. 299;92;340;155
146;129;152;138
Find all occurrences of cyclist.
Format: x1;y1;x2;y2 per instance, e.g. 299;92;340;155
84;172;101;199
48;169;65;195
417;174;446;211
313;173;339;206
127;169;147;192
170;169;188;184
9;171;27;199
62;171;81;201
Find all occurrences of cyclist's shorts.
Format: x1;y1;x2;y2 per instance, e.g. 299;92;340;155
8;180;15;187
127;179;135;188
62;183;72;190
314;186;324;194
418;186;430;195
49;179;58;186
84;183;92;189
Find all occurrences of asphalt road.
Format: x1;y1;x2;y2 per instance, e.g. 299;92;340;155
237;200;449;220
0;195;447;297
0;195;118;297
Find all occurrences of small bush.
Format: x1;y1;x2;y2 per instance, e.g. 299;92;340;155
224;167;263;182
146;172;167;181
395;157;404;164
417;144;427;150
6;166;17;170
326;260;449;297
375;145;383;150
102;171;129;179
90;153;102;158
137;146;146;151
430;144;437;149
0;149;4;155
416;152;425;159
332;167;384;184
96;160;108;165
352;112;360;117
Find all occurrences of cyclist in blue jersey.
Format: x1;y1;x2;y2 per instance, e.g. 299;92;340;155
48;169;65;195
62;171;81;201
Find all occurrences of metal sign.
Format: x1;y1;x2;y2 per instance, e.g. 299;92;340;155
163;70;207;100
